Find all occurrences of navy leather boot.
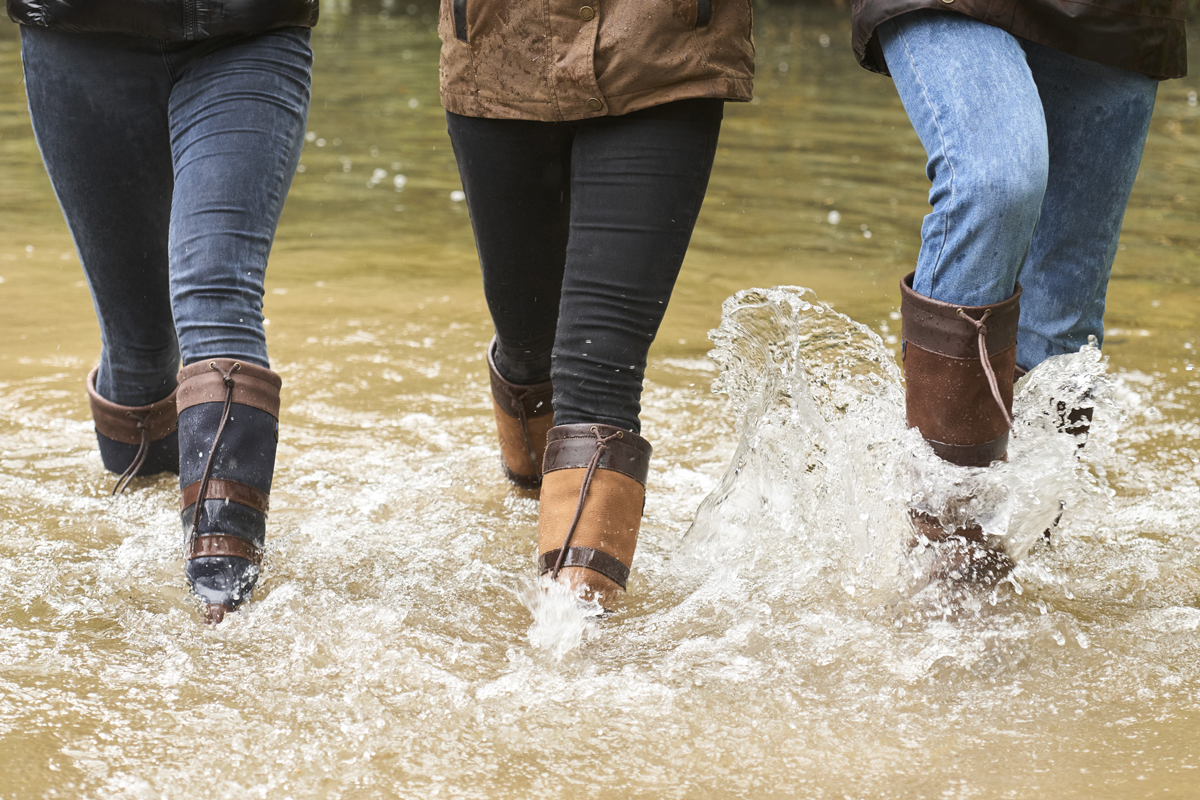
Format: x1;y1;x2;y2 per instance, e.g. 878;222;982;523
176;359;281;624
86;367;179;493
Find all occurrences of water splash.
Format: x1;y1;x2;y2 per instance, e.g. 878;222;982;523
520;577;604;661
684;287;1109;607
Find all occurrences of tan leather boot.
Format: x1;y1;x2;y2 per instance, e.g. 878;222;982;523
901;272;1021;576
86;367;179;494
537;423;652;609
487;340;553;489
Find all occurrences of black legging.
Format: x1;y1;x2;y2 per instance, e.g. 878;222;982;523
447;98;723;434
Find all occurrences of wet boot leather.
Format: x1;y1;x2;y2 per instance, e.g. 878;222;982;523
86;367;179;493
901;273;1021;579
487;340;553;489
537;423;652;609
176;359;281;624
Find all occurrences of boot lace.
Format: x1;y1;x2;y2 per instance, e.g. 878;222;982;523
550;427;623;580
956;307;1013;430
111;413;152;496
185;361;241;555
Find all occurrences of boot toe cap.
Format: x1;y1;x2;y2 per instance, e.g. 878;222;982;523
186;556;259;612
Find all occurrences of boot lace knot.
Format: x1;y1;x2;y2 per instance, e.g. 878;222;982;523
956;307;1013;431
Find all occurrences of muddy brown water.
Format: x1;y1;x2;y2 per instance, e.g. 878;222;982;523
1;5;1198;799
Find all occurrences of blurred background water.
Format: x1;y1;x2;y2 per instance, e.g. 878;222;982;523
1;2;1198;798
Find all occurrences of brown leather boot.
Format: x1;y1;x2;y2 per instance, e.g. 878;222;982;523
487;340;553;489
901;273;1021;577
86;367;179;494
537;423;652;609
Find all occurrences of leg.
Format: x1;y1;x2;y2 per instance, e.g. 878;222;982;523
1016;42;1158;371
879;11;1048;306
552;98;724;433
165;29;311;622
446;112;572;385
167;28;312;368
880;12;1045;579
447;113;572;487
21;28;181;478
539;99;724;607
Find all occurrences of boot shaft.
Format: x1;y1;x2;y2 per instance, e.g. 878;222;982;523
488;340;553;488
537;423;651;607
901;273;1021;467
86;366;179;481
176;358;281;617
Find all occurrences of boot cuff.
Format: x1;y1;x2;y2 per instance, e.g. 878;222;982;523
544;423;652;484
487;339;553;419
86;367;178;445
176;359;282;418
901;273;1021;359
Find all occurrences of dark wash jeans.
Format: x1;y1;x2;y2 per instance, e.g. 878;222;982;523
21;26;312;407
447;99;724;434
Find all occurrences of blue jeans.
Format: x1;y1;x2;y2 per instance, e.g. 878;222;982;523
879;11;1158;371
21;27;312;406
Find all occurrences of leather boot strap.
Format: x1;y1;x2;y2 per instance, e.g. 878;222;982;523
87;367;179;495
86;367;179;445
176;358;281;418
180;478;270;515
188;533;262;565
539;547;630;590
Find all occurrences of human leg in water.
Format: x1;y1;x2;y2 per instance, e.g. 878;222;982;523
1015;39;1158;441
881;12;1044;579
166;29;310;622
883;13;1159;576
448;114;570;489
22;28;181;489
450;99;723;606
542;100;723;607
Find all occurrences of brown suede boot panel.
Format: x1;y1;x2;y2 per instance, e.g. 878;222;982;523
904;342;1016;448
538;467;644;564
538;466;644;605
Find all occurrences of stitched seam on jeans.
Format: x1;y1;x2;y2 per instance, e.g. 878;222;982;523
895;22;955;296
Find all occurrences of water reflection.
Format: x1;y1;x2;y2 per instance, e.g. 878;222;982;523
0;3;1198;798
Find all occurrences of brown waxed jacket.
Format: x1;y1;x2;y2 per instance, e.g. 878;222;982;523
439;0;755;121
852;0;1187;80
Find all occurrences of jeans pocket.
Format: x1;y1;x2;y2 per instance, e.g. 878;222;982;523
453;0;468;41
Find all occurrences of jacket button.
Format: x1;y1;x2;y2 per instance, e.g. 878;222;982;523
579;6;595;20
587;97;603;111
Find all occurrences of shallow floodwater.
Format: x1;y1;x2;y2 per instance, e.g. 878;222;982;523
1;4;1199;798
